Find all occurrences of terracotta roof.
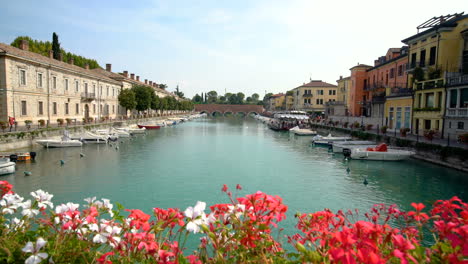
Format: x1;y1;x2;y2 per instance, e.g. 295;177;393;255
271;93;285;97
0;43;120;84
296;80;337;88
91;68;173;96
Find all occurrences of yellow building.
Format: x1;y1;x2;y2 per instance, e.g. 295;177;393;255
292;80;338;114
285;91;294;110
268;93;285;111
402;13;468;136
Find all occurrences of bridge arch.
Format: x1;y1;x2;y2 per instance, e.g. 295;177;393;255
224;111;233;117
211;111;223;117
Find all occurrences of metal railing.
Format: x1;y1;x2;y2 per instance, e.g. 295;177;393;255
446;108;468;117
81;92;96;100
387;87;413;97
446;73;468;87
365;82;408;91
414;78;444;90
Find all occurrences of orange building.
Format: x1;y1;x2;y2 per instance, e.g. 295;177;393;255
349;64;371;116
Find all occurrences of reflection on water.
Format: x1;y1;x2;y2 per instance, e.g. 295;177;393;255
2;117;467;238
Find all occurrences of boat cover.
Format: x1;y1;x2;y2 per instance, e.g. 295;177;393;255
366;143;388;152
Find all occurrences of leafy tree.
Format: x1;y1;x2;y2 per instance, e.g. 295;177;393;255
11;36;100;69
246;97;253;103
207;91;218;104
192;94;202;104
159;84;168;90
218;96;226;104
174;85;185;98
251;93;260;102
228;94;238;104
151;93;161;110
52;32;61;60
118;89;136;115
132;85;153;112
286;90;294;96
236;92;245;104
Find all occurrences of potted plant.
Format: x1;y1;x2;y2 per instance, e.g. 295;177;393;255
38;119;45;127
458;133;468;144
380;125;388;134
24;120;32;130
366;124;373;131
65;118;73;126
352;121;360;129
0;121;7;132
400;128;410;137
424;130;436;141
57;118;64;126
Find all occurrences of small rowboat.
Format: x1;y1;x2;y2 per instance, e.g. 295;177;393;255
137;124;161;130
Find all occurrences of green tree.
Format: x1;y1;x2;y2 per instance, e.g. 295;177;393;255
132;85;153;112
151;93;161;110
192;94;202;104
118;89;136;115
174;85;185;98
286;90;294;96
207;91;218;104
52;32;61;60
246;97;253;104
251;93;260;102
218;96;226;104
159;84;168;90
228;94;238;104
236;92;245;104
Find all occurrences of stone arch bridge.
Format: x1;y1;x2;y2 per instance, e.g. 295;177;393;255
194;104;264;116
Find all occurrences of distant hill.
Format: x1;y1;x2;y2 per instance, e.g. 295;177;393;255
10;36;101;69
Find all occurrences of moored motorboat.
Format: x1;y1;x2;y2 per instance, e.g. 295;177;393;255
344;143;414;161
116;126;146;135
331;141;375;153
0;152;34;162
36;131;83;148
0;158;15;175
312;134;352;146
137;123;161;130
71;132;108;144
289;126;317;136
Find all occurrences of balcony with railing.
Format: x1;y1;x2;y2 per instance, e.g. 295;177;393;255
302;93;313;97
81;92;96;101
446;72;468;87
414;78;444;90
386;87;413;97
447;108;468;117
325;101;345;106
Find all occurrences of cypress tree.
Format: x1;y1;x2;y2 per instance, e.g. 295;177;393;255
52;32;61;60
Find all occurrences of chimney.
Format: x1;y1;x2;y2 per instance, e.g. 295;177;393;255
106;64;112;72
19;40;29;51
149;81;153;86
123;71;128;78
145;79;148;84
68;57;74;65
339;75;343;80
136;76;140;81
84;63;89;70
130;73;135;80
153;83;157;87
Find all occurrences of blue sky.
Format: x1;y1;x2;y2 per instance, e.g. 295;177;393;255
1;1;467;98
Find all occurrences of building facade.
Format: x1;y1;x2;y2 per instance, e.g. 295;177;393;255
0;40;177;126
402;13;468;137
292;80;337;114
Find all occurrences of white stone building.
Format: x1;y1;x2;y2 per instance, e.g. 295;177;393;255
0;40;179;126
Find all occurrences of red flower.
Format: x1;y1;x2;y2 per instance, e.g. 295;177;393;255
221;184;228;192
236;184;242;190
126;209;151;231
97;252;114;264
0;180;13;197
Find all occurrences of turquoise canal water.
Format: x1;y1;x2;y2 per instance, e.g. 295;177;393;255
3;117;468;238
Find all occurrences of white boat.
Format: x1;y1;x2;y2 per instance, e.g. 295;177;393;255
71;132;108;144
312;134;352;146
332;141;376;153
344;143;415;161
0;158;15;175
289;126;317;136
116;126;146;135
94;129;119;141
111;128;130;138
36;131;83;148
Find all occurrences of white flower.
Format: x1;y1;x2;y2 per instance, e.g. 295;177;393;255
102;199;114;217
21;200;40;217
84;196;96;205
30;189;53;210
55;202;79;215
227;204;245;219
91;222;121;247
22;237;48;264
0;193;24;214
184;201;214;234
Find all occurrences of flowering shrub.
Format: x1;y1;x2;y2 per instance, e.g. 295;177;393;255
0;181;467;263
